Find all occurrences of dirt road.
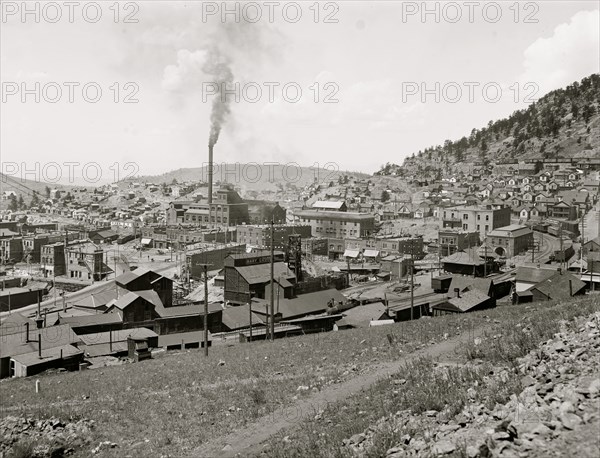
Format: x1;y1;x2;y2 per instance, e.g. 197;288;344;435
191;327;484;457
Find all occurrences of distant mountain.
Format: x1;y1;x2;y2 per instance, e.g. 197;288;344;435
128;164;370;193
377;73;600;177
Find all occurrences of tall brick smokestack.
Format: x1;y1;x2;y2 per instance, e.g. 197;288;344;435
208;144;213;205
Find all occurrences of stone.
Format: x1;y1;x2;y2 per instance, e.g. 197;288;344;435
431;440;456;455
589;378;600;397
492;431;511;441
349;433;366;445
559;412;582;430
521;375;536;387
559;401;576;414
386;446;404;456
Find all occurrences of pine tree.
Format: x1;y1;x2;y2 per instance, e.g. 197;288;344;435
8;194;18;211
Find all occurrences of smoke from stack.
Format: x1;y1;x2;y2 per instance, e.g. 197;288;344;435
203;47;233;204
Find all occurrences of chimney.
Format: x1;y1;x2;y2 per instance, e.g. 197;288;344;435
454;288;460;298
35;314;44;329
208;145;214;205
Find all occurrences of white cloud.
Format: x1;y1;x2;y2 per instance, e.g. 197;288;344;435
519;9;600;94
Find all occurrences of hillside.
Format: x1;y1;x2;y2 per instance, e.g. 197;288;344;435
1;295;599;457
0;174;74;211
125;164;370;195
377;74;600;177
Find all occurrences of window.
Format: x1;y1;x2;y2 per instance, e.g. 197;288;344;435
463;214;468;220
485;215;489;221
477;215;480;221
485;225;489;232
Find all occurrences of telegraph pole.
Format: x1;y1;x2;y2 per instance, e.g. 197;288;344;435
248;300;253;341
269;217;275;342
410;240;414;321
196;263;212;356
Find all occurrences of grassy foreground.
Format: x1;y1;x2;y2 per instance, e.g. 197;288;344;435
2;295;599;457
259;295;600;457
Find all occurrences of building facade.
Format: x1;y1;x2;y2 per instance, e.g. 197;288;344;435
294;210;376;239
486;225;534;258
441;205;511;239
236;224;312;251
438;230;481;257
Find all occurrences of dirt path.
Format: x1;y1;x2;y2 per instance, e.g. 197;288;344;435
191;327;485;457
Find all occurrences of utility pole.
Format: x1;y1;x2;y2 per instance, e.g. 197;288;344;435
483;234;488;277
559;225;564;270
196;262;212;356
269;217;275;342
248;300;253;341
410;240;414;321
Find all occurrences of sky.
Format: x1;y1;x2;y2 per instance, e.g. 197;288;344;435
1;1;599;185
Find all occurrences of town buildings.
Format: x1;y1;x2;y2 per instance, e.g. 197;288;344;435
167;184;249;227
440;204;511;239
486;224;534;258
294;209;376;239
438;229;481;257
236;224;312;252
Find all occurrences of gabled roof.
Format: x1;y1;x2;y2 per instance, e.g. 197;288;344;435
529;272;586;300
448;276;493;296
341;302;388;328
446;289;491;312
114;271;139;287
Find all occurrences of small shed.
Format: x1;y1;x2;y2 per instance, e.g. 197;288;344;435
127;336;152;362
11;345;83;378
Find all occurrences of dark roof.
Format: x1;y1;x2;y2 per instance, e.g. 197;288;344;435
0;324;80;359
235;262;295;285
12;344;82;366
79;328;157;346
154;302;222;318
446;290;491;312
276;289;346;320
60;313;123;328
341;302;388;327
221;304;265;330
114;271;139;286
515;266;559;284
448;276;493;296
441;251;484;266
158;330;212;347
72;285;130;309
530;273;586;300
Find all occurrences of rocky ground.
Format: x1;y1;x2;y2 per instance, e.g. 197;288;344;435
342;312;600;457
0;416;98;457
